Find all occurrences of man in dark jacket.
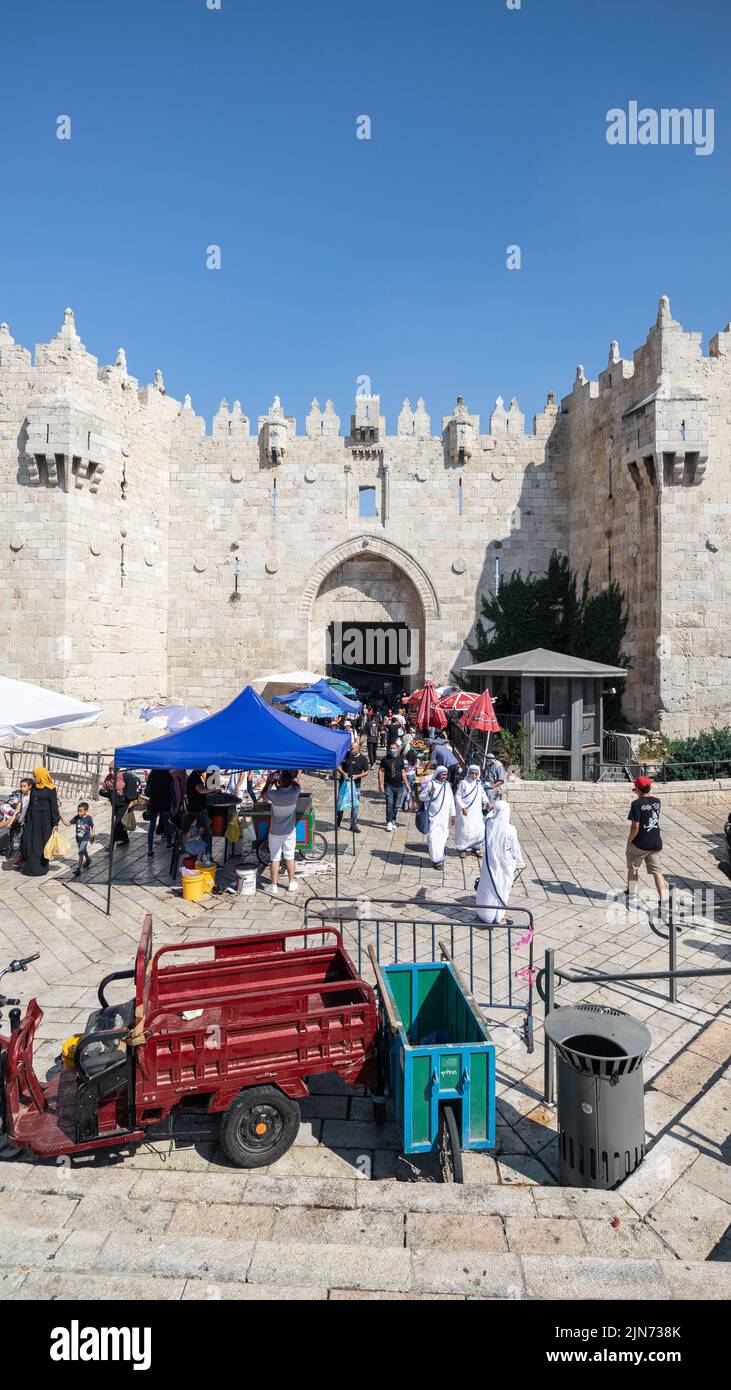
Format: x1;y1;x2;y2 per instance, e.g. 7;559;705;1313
100;763;140;846
145;769;173;856
365;711;381;768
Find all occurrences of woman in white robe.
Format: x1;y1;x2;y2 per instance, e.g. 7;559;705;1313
455;764;489;856
419;766;455;868
476;800;525;924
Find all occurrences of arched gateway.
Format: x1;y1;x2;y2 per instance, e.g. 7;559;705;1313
301;536;440;700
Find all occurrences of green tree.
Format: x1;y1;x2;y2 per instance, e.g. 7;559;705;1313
464;551;630;724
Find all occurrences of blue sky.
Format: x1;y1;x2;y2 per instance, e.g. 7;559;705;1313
1;0;729;429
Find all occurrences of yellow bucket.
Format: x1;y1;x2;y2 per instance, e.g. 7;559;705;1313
181;869;205;902
61;1034;83;1070
195;862;217;892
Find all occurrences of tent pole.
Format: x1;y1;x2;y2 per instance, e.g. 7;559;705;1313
350;775;356;858
106;766;116;916
333;769;339;900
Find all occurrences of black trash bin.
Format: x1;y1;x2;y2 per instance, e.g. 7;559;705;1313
544;1003;651;1190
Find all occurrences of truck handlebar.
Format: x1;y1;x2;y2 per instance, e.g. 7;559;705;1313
12;954;40;972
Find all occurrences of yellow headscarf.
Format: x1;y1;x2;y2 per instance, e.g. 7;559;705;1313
34;766;55;790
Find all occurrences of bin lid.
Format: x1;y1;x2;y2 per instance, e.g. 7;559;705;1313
544;1004;651;1061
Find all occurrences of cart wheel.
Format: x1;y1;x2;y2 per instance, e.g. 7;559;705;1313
220;1085;300;1168
300;832;328;862
255;839;271;867
437;1104;464;1184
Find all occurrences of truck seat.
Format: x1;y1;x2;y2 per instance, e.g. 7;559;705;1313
81;999;136;1067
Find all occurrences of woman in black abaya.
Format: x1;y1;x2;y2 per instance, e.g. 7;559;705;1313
21;766;61;877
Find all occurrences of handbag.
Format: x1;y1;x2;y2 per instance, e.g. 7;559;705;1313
44;828;70;859
121;808;137;832
415;806;429;835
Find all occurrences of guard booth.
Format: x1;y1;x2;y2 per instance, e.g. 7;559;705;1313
460;647;626;781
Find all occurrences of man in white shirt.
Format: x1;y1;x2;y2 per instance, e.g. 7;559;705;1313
262;770;301;894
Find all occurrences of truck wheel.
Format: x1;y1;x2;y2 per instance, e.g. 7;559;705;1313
220;1086;300;1168
437;1104;464;1184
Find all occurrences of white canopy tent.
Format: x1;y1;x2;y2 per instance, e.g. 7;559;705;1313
249;670;324;704
0;678;102;741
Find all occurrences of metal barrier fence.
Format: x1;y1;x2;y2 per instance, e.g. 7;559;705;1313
1;741;106;798
303;895;536;1052
537;900;731;1102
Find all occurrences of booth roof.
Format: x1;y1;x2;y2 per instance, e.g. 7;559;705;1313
272;679;361;714
114;685;352;771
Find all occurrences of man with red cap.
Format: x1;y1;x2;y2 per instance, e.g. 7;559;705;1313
626;775;669;917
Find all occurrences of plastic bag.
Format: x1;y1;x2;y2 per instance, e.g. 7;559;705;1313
121;808;136;832
44;828;70;858
225;813;241;844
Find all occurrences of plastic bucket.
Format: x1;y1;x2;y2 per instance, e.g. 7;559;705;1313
181;869;205;902
235;868;257;897
196;863;217;892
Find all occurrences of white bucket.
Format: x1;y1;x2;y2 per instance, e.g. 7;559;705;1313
235;868;257;897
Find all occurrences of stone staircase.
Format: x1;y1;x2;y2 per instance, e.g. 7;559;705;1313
2;1079;728;1301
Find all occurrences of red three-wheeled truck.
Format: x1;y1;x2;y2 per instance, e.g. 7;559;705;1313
0;918;380;1168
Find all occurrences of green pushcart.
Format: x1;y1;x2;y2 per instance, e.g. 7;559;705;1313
369;942;496;1182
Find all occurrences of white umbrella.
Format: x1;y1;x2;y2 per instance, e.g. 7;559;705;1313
0;677;101;741
249;670;324;704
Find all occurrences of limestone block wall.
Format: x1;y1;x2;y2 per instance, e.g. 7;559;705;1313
0;313;176;750
2;299;728;752
166;392;565;714
564;299;731;735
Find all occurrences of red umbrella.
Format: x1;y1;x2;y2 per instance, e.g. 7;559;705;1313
414;680;447;732
460;689;500;733
438;689;478;713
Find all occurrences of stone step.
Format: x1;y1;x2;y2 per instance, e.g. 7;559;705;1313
0;1215;728;1300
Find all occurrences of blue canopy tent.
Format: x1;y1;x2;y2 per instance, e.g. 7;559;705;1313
272;679;362;715
106;685;352;911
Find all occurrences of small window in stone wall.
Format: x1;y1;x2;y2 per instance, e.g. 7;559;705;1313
359;485;377;518
458;477;463;515
271;475;277;516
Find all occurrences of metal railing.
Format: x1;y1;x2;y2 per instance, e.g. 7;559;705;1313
304;895;536;1051
598;731;643;782
1;741;106;797
536;898;731;1102
655;758;731;782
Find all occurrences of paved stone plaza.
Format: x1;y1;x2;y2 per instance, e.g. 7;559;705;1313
1;774;730;1300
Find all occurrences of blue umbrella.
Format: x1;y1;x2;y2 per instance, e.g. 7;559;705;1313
282;693;344;718
273;679;361;714
140;704;210;733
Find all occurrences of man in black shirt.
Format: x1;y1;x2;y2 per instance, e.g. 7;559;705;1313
378;742;410;831
337;739;369;832
626;775;668;914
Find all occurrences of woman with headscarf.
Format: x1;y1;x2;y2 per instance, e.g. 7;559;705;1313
476;800;525;924
455;764;489;858
21;767;61;877
419;765;455;869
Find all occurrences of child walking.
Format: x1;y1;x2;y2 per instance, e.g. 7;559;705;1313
69;801;95;877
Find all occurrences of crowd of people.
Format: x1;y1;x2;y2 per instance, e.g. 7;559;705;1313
0;697;672;927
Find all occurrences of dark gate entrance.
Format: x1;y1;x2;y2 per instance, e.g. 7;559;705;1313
327;621;413;703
